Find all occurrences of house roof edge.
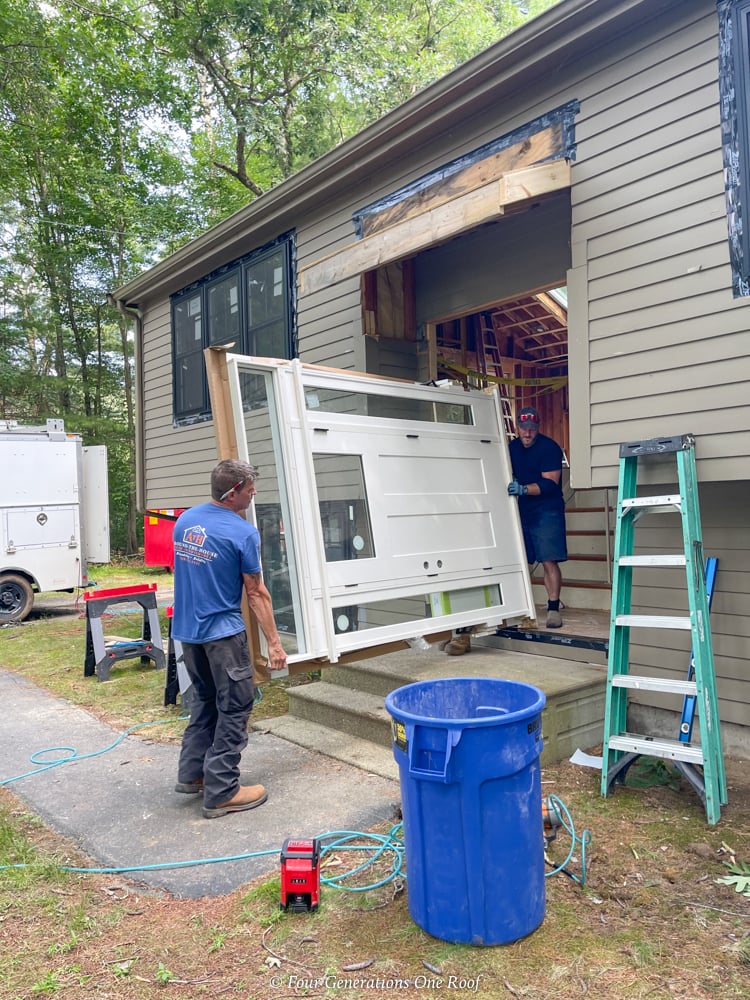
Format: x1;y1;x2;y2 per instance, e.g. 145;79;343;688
113;0;676;304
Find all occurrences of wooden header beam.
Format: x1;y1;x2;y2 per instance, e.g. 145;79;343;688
359;124;563;238
300;160;571;297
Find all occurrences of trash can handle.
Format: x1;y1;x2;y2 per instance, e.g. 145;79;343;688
476;706;510;716
408;726;463;781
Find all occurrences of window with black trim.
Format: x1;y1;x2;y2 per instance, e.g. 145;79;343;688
720;0;750;295
171;233;296;422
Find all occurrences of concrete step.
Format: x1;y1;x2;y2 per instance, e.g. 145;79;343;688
254;643;607;772
286;681;393;747
255;714;399;782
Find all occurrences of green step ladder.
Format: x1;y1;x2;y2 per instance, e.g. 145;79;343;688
600;434;727;825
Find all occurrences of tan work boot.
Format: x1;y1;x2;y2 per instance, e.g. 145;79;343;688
443;632;471;656
174;778;204;794
546;609;563;629
203;784;268;819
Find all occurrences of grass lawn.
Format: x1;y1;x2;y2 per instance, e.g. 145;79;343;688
0;559;749;998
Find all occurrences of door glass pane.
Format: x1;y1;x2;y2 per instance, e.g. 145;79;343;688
238;370;303;654
305;387;474;425
331;585;502;634
312;454;375;561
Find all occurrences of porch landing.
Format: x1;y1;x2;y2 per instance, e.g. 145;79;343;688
255;639;607;782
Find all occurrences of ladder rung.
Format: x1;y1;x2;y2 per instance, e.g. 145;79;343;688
611;675;697;696
618;554;687;567
621;495;682;510
615;614;692;629
607;734;705;764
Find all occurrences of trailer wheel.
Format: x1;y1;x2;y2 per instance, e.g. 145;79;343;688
0;574;34;622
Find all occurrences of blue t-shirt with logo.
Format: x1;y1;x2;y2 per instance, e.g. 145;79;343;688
172;502;262;643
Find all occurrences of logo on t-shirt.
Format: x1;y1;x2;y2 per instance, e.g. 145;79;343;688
181;524;207;547
175;524;216;565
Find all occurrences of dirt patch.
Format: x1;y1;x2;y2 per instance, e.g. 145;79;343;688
2;753;749;999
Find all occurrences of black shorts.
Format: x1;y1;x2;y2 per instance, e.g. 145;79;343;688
521;507;567;564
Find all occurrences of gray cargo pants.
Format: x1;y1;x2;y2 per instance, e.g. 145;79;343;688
177;632;255;809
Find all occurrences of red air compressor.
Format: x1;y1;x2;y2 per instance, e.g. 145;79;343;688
280;838;320;913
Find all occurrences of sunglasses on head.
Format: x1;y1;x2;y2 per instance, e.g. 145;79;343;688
219;478;246;501
518;413;539;424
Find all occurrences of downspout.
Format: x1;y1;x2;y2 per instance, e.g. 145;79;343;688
107;294;146;514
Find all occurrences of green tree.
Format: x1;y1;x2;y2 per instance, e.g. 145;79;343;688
153;0;545;213
0;0;194;551
0;0;560;552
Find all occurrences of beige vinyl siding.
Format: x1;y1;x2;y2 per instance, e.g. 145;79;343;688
297;204;366;264
570;5;750;486
297;273;362;369
145;431;219;509
140;299;171;397
625;483;750;730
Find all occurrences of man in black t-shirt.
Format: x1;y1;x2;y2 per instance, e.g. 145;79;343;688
507;407;567;628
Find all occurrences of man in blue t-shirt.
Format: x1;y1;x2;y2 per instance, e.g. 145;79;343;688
507;406;567;628
172;459;287;818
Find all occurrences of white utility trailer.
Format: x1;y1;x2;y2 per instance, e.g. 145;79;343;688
0;419;110;621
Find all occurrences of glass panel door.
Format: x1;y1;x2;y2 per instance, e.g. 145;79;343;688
234;367;305;656
226;356;534;664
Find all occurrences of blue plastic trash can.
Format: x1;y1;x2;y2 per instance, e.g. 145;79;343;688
385;676;546;946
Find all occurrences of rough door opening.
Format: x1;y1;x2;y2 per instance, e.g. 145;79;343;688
433;286;569;458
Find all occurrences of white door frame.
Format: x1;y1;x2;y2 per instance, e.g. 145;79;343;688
226;356;534;669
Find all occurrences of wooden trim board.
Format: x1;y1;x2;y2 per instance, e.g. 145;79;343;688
301;161;571;296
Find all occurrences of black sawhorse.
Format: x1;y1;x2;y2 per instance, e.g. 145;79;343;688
84;583;166;682
163;605;193;710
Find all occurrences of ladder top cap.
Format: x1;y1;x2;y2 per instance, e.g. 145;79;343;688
619;434;695;458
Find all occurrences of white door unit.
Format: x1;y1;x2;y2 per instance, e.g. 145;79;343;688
226;357;534;669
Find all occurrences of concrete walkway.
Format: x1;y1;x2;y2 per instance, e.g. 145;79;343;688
0;669;401;899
